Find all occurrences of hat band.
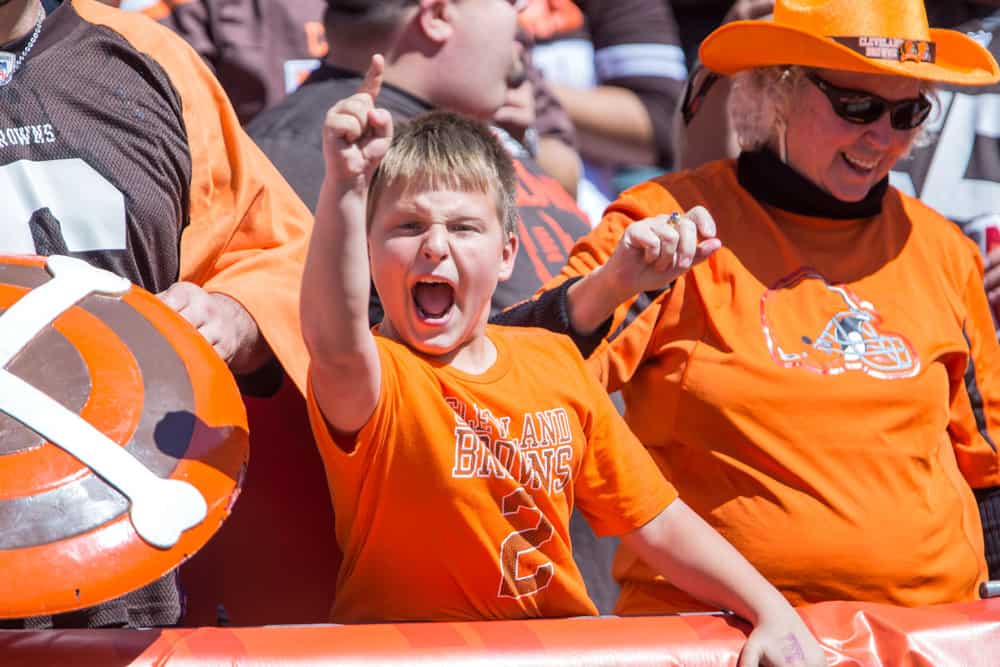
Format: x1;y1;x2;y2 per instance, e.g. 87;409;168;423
830;36;936;64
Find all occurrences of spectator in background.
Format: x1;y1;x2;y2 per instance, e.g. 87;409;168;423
116;0;328;124
494;31;583;198
0;0;310;627
120;1;584;197
518;0;688;221
247;0;623;612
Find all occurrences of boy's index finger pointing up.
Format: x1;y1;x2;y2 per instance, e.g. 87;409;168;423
358;54;385;101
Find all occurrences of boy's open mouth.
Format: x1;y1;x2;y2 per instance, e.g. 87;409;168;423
412;280;455;320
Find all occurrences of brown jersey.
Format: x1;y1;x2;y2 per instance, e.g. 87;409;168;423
519;0;687;167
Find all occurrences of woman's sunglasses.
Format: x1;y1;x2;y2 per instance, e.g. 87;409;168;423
805;72;932;130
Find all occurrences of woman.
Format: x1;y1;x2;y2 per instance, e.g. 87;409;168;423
500;0;1000;613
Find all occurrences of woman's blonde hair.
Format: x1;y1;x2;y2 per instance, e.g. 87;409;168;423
367;111;519;238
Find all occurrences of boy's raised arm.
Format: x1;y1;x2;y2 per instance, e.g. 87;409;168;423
301;55;393;434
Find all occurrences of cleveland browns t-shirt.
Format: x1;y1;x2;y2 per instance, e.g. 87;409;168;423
307;325;676;622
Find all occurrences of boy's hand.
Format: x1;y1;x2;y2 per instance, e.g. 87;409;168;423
322;54;394;187
599;206;721;299
740;610;827;667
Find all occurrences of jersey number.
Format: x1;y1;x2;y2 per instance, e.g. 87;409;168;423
1;158;127;254
498;487;555;599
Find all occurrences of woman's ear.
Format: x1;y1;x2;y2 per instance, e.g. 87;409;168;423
417;0;454;44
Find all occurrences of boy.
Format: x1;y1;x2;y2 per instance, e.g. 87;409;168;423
300;55;825;667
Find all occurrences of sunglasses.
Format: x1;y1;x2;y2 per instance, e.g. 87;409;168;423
805;72;932;130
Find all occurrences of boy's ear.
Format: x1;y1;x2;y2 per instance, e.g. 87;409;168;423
417;0;454;44
497;233;518;284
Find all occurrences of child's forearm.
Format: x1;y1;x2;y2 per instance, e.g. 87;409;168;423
301;177;381;431
306;178;374;342
621;499;791;624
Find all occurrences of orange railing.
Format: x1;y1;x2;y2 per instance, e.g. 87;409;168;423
2;598;998;666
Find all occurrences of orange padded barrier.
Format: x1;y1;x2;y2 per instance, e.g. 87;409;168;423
1;598;998;666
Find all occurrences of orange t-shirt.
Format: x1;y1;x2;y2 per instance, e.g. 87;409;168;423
554;159;1000;612
307;325;677;623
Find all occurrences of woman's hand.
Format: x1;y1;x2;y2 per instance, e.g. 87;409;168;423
598;206;721;298
565;206;720;334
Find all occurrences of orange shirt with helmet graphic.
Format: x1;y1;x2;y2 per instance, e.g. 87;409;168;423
552;158;1000;612
307;325;677;623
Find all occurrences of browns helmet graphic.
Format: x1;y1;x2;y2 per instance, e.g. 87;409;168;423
0;255;248;618
760;268;919;379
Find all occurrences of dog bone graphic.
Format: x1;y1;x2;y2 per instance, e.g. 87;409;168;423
0;256;207;548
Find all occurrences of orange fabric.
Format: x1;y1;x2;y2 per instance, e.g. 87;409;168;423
72;0;312;393
3;598;999;665
699;0;999;85
557;160;1000;612
307;325;676;623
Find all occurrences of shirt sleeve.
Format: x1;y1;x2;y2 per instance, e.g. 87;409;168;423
569;342;677;537
948;253;1000;489
584;0;687;166
176;54;312;394
80;6;314;394
307;337;402;459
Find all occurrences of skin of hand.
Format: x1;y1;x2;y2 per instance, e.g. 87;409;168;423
567;206;722;334
495;65;582;197
158;282;272;375
493;75;536;143
739;609;828;667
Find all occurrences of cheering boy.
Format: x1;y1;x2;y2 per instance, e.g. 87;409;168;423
300;55;825;667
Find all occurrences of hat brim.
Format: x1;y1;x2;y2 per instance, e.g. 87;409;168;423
700;22;999;86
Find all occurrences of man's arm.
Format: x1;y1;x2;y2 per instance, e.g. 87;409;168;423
302;56;392;433
550;0;687;167
82;2;315;392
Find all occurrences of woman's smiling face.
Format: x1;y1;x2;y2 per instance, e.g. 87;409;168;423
779;68;925;203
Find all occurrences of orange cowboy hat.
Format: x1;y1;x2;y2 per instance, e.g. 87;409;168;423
699;0;999;86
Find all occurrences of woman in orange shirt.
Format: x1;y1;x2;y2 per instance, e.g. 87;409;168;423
499;0;1000;613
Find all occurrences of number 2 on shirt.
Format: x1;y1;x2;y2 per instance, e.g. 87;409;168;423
498;487;555;599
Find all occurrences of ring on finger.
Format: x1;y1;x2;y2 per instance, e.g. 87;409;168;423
667;212;681;230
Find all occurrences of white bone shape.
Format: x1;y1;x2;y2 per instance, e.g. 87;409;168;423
0;370;207;548
0;255;131;367
0;256;207;548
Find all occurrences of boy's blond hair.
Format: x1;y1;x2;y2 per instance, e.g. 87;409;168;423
366;111;519;238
